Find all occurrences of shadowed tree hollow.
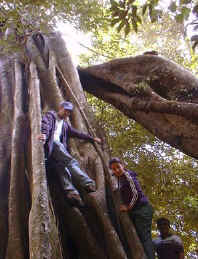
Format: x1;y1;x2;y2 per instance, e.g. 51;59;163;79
0;30;198;259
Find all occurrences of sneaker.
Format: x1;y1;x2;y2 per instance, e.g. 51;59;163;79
66;192;85;208
84;183;96;193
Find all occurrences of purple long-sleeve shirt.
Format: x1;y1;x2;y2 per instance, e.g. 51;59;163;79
41;111;94;157
119;170;148;209
153;234;184;259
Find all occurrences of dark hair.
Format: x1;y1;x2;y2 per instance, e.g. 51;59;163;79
109;157;122;168
156;217;170;226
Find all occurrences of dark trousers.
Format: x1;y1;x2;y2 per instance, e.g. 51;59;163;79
48;141;95;195
129;202;155;259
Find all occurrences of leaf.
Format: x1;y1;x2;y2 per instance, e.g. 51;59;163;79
136;15;142;24
132;18;138;32
149;4;153;17
132;5;137;16
0;39;8;47
192;4;198;15
111;18;121;26
193;24;198;31
192;41;198;51
148;4;161;23
128;0;136;4
120;10;128;19
150;0;159;7
181;7;191;18
109;4;119;12
110;0;118;8
168;2;177;12
150;10;159;23
124;22;130;35
142;4;148;15
175;13;184;23
180;0;192;4
117;20;125;32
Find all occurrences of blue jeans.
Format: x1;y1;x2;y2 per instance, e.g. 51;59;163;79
49;141;95;195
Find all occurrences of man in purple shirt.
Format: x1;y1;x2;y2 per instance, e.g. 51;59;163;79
153;218;184;259
109;157;155;259
38;101;101;207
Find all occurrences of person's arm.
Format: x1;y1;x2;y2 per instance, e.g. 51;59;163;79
179;252;184;259
120;204;130;212
173;235;184;259
38;113;52;142
68;124;101;144
120;172;138;212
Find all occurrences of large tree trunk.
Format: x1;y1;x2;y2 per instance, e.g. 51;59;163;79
79;56;198;159
0;32;145;259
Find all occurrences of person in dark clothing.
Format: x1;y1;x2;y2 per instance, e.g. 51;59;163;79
109;157;155;259
38;101;101;207
153;218;184;259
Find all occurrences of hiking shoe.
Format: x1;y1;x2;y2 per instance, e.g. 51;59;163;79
66;193;85;208
84;183;96;193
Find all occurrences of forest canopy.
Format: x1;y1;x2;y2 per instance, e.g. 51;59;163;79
1;0;198;35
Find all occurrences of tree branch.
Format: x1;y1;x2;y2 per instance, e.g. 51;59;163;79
79;55;198;159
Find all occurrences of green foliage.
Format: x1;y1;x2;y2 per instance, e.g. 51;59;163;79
0;0;105;37
109;0;143;33
87;95;198;258
80;12;198;257
79;13;187;66
1;0;195;38
108;0;196;34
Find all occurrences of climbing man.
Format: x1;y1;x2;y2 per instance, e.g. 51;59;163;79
38;101;101;207
153;217;184;259
109;157;155;259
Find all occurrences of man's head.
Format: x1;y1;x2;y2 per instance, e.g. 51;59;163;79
109;157;125;177
156;217;170;237
58;101;73;119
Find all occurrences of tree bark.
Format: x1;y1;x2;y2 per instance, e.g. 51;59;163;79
28;61;52;259
78;56;198;159
0;33;145;259
6;60;29;259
